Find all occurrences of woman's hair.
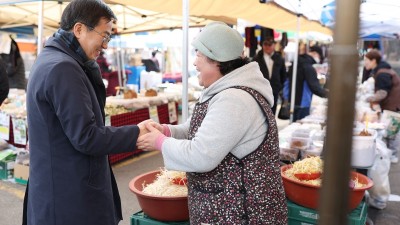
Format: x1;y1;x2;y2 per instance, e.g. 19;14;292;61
206;57;250;76
365;49;382;64
60;0;117;31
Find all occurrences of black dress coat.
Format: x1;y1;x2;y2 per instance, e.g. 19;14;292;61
252;50;287;113
25;37;139;225
0;59;9;104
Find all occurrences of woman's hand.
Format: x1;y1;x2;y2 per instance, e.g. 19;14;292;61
137;123;165;151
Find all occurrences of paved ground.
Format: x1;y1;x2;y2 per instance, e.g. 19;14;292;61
1;118;399;225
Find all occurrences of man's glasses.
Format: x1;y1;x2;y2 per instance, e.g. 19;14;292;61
83;23;112;44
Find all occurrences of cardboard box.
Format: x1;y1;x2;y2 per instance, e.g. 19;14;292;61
14;163;29;182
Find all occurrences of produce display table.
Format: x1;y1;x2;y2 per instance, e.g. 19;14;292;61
1;102;178;164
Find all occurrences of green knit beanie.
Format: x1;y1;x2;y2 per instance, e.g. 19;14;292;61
191;22;244;62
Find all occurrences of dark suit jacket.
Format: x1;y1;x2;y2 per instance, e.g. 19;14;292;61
25;37;140;225
252;50;287;98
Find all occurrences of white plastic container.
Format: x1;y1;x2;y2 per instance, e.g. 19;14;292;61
351;129;377;168
289;136;311;150
300;145;323;159
279;145;299;161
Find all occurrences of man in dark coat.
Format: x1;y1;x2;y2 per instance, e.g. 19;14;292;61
252;36;287;114
0;59;9;104
0;36;27;90
284;45;328;121
24;1;146;225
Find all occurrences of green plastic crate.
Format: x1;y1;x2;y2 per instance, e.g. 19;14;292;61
0;159;14;180
130;211;190;225
15;177;28;185
288;219;314;225
287;200;367;225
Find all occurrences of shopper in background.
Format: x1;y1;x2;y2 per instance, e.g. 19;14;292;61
142;50;161;72
364;49;400;163
0;35;26;90
0;59;9;105
284;45;328;121
96;50;111;74
137;22;287;224
150;50;160;72
24;1;146;225
252;36;287;114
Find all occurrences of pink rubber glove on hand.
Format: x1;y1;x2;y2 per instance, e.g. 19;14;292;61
137;123;166;151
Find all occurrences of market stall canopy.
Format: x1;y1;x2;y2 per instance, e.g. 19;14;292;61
275;0;400;37
112;0;332;35
0;0;216;36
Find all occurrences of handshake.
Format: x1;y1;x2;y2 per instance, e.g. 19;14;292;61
137;119;168;151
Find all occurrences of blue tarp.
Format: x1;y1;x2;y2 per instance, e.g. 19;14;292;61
0;26;35;35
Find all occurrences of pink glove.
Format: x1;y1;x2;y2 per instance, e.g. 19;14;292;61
162;124;171;137
137;123;167;151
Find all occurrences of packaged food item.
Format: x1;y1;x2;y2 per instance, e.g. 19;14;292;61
300;145;323;159
123;89;137;99
290;136;311;150
145;89;158;97
280;145;299;161
291;128;311;138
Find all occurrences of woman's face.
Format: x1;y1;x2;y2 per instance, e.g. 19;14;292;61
364;57;377;70
193;51;222;88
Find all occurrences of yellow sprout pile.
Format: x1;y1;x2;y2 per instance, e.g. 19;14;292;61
142;169;188;197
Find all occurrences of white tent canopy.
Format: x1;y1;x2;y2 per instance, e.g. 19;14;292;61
113;0;332;35
0;0;334;36
275;0;400;37
0;0;216;35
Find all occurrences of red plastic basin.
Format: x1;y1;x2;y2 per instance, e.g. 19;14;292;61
281;164;373;210
129;170;189;222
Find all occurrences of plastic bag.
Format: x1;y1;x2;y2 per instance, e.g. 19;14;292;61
382;110;400;139
367;138;391;209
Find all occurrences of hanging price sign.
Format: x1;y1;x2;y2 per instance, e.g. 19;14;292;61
0;112;10;141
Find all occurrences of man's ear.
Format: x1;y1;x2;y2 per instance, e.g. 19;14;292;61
73;23;84;39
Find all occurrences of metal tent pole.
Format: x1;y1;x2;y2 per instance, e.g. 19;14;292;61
289;11;301;123
116;46;122;92
121;48;127;88
181;0;189;122
37;0;44;54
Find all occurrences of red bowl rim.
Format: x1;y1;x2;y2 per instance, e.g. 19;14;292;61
129;170;188;200
281;164;374;190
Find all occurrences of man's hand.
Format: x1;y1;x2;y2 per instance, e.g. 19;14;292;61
137;123;165;151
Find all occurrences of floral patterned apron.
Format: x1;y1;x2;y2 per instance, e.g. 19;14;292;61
187;86;287;225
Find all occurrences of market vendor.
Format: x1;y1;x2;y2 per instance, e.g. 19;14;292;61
364;50;400;112
364;49;400;163
23;1;147;225
137;22;287;224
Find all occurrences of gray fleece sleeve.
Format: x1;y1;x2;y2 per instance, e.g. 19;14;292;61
367;89;388;102
161;89;267;173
